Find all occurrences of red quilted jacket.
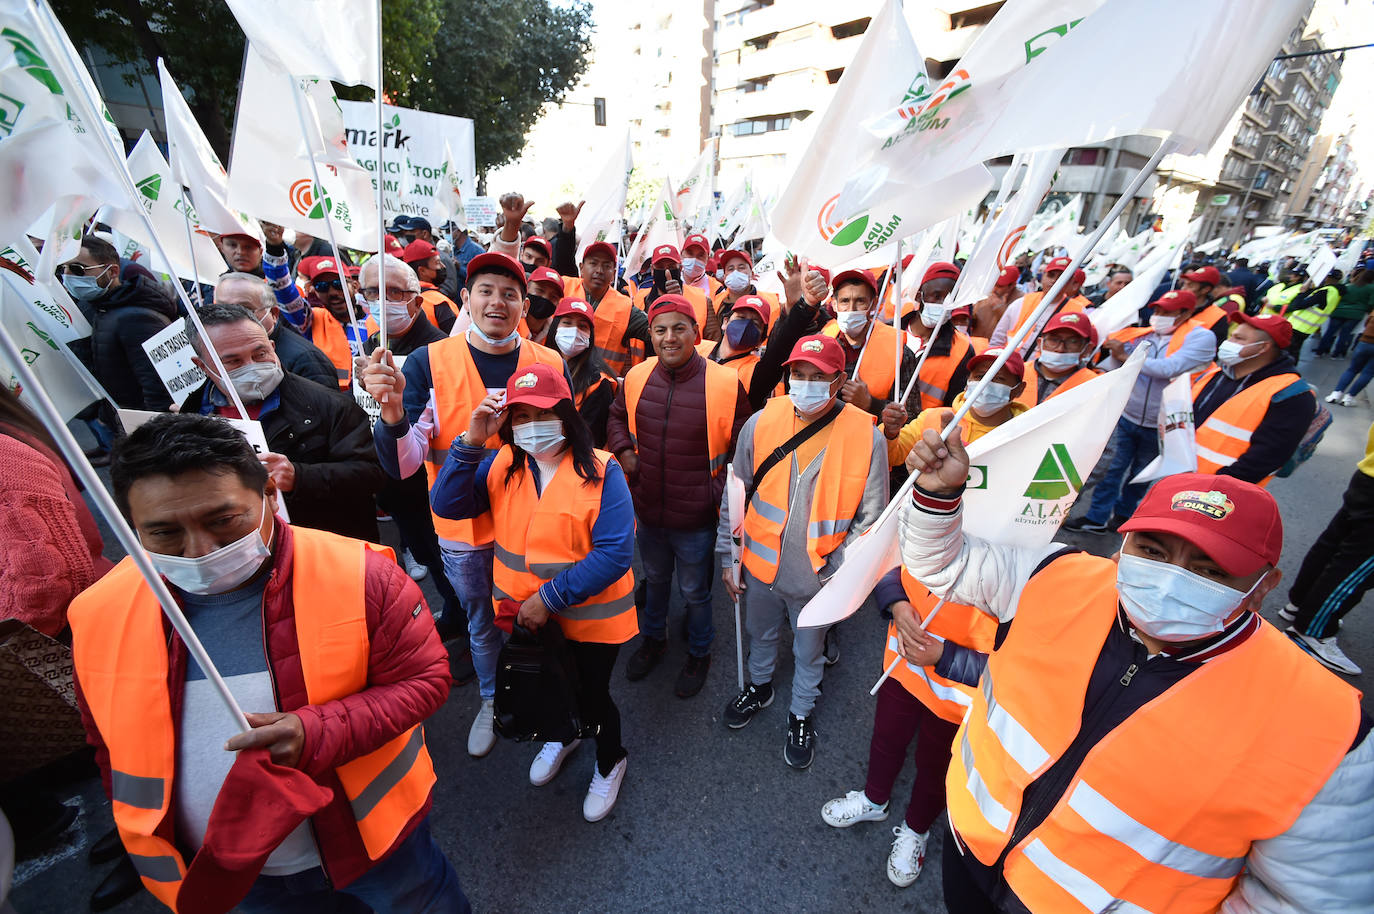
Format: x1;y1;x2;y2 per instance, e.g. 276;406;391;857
73;520;451;889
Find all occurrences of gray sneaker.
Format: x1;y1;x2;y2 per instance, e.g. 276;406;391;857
1288;629;1362;675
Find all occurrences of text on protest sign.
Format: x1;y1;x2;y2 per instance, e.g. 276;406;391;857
339;101;476;224
463;197;499;229
140;318;206;407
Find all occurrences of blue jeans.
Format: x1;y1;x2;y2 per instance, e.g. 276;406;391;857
238;818;470;913
440;546;503;700
1085;417;1159;524
1337;341;1374;396
1315;316;1363;357
637;524;716;656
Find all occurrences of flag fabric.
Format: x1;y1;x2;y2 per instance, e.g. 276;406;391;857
797;349;1147;627
623;178;681;273
769;0;992;267
834;0;1305;225
1305;245;1338;285
1088;247;1175;341
674;139;716;229
1131;373;1197;484
431;137;465;227
99;132;228;285
735;180;771;245
158;60;258;237
0;236;91;342
227;45;380;251
1020;195;1082;256
1335;238;1365;276
223;0;379;87
576;130;633;259
0;267;101;420
714;177;751;242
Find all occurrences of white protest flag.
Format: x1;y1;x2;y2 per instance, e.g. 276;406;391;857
227;46;380;251
1193;236;1224;256
1305;245;1338;285
224;0;378;86
770;0;991;266
99;132;228;285
736;180;771;244
576;130;633;258
1088;246;1174;341
31;193;98;281
623;178;680;272
797;349;1147;627
0;269;100;420
675;139;716;227
837;0;1305;226
1021;195;1082;255
0;236;91;342
715;176;750;241
1131;373;1197;484
1335;238;1365;276
158;60;257;236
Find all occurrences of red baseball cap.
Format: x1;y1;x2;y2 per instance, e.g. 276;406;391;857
949;304;972;323
1070;269;1086;285
582;241;618;264
682;234;711;257
384;233;405;256
996;266;1020;287
1119;473;1282;576
344;264;361;278
730;294;771;324
523;236;552;260
1044;256;1072;274
1228;311;1293;349
720;249;753;270
1150;289;1196;313
505;362;571;409
921;261;960;286
784;335;845;374
1042;311;1097;345
968;347;1026;379
1182;265;1224;286
299;256;340;281
646;293;698;326
466;251;527;294
528;266;566;297
401;239;438;264
651;244;682;266
832;268;879;297
554;296;595;321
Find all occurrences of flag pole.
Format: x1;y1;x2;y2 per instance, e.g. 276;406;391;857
375;0;389;354
852;249;903;376
870;597;946;696
0;315;249;732
177;188;205;307
31;0;249;420
893;237;904;401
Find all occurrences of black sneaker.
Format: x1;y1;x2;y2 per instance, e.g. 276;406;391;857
449;645;476;686
724;681;774;728
675;653;711;698
823;627;839;667
625;636;667;681
784;713;816;769
1062;515;1105;533
1106;515;1127;534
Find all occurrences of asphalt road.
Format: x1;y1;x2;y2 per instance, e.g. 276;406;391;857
8;354;1371;913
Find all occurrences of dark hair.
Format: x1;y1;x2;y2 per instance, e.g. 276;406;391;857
500;399;601;488
111;413;268;516
466;262;525;293
80;235;119;265
184;301;260;355
544;312;613;397
0;386;63;464
834;278;874;298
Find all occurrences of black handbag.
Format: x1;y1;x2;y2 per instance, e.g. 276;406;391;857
493;622;583;743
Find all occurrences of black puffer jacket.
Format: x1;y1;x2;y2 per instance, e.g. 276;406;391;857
89;275;174;411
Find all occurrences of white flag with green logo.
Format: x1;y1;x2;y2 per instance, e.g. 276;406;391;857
0;235;90;342
674;139;716;230
576;130;633;260
224;0;378;88
0;267;102;420
769;0;992;267
796;348;1145;628
227;45;380;251
623;177;681;274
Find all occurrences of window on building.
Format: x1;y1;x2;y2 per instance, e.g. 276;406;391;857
826;67;844;84
830;18;870;40
1266;60;1286;82
745;31;776;51
729;113;795;136
739;77;771;93
1065;148;1101;166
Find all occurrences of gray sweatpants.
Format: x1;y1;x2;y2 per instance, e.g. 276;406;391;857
742;568;827;718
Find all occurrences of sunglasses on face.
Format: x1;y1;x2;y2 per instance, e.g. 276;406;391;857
312;279;343;293
62;262;110;277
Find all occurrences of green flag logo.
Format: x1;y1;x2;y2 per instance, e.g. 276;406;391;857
1023;444;1082;500
136;173;161;202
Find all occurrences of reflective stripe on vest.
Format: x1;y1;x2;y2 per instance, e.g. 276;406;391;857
425;337;565;547
740;397;874;583
1190;367;1302;485
821;319;899;400
311;308;353;390
946;552;1360;913
883;571;996;723
487;446;637;643
582;284;639;378
623;357;738;478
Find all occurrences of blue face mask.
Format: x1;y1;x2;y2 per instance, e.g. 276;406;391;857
724;319;762;350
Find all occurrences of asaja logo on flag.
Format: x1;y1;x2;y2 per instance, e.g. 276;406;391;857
1024;444;1082;499
514;372;537;389
136;173;161;202
1170;490;1234;520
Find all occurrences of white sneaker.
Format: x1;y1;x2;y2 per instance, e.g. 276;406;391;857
1288;630;1363;675
467;699;497;757
1276;602;1299;624
529;739;582;786
821;790;890;828
1325;390;1345;404
1342;394;1358;407
402;550;428;582
887;823;929;888
583;756;627;822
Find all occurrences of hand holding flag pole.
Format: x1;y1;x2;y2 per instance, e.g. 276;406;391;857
870;597;946;696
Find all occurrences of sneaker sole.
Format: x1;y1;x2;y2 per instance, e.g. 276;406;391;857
784;744;815;770
1288;633;1363;676
821;808;889;828
530;740;582;787
725;691;774;729
887;863;922;888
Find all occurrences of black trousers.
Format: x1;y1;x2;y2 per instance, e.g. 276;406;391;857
1286;329;1311;363
1289;470;1374;639
941;833;1002;914
376;470;463;625
567;640;625;775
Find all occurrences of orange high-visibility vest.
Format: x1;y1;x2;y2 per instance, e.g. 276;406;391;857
310;308;353;390
822;318;901;401
712;288;781;331
1017;362;1099;407
575;372;617;411
1193;302;1233;336
425;337;565;547
1190;366;1305;486
566;277;644;378
741;397;874;583
1009;292;1089;338
68;529;436;911
623;356;739;479
1112;318;1212;381
418;287;456;331
487;447;637;644
946;552;1359;914
884;567;997;723
910;329;974;410
633;284;710;326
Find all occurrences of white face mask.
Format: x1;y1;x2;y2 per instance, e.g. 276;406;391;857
554;324;590;358
681;257;705;280
919;303;949;329
1149;314;1179;334
366;299;415;335
220;360;284;403
1116;552;1257;643
1037;349;1082;373
513;418;565;458
149;498;272;595
789;378;835;417
62;270;111;302
836;310;869;337
1216;339;1260;367
969;381;1013;417
723;270;751;293
468;323;521;348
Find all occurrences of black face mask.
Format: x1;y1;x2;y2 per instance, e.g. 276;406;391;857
432;265;448;287
527;294;557;319
653;267;681;291
523;260;537;276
